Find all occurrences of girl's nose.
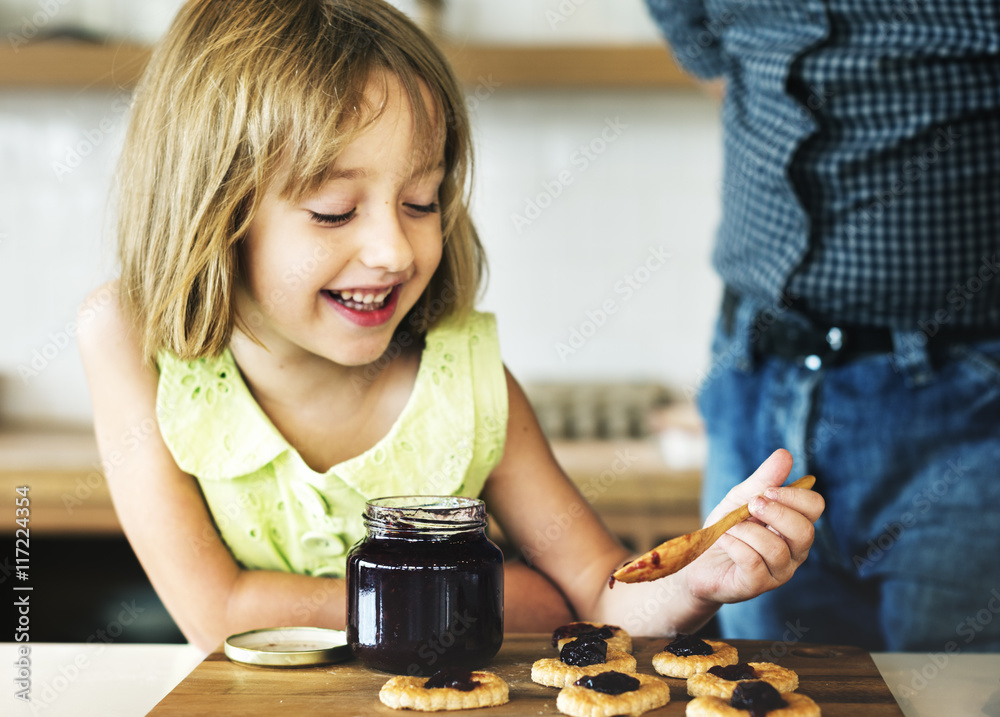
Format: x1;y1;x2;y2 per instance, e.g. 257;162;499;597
359;207;415;273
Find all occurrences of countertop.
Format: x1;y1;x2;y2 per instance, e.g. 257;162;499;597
2;642;998;717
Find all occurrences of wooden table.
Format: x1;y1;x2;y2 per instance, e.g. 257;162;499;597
150;635;903;715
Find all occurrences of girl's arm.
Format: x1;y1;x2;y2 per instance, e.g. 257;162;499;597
502;561;575;631
77;284;347;652
483;368;824;637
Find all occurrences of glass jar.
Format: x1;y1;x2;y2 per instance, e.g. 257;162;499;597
346;496;504;675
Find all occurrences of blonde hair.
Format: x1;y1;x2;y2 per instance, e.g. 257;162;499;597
118;0;484;363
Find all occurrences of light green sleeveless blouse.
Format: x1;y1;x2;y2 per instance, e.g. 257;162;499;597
155;311;508;578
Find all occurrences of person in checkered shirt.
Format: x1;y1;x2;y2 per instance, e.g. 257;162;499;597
646;0;1000;651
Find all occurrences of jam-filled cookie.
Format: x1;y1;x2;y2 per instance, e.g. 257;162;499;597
686;681;820;716
651;634;738;678
687;662;799;698
379;667;509;711
552;621;633;654
556;671;671;717
532;636;638;688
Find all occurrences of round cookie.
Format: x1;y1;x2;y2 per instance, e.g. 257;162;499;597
557;672;671;717
687;662;799;698
379;669;509;711
552;621;633;654
685;692;820;717
652;635;738;678
533;637;637;688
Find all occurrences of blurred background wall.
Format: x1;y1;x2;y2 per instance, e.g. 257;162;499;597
0;0;723;427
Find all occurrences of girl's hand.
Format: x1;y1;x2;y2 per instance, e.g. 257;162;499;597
683;449;825;606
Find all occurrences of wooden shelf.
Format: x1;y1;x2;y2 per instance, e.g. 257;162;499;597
441;43;695;88
550;439;702;551
0;40;151;89
0;426;118;535
0;39;694;89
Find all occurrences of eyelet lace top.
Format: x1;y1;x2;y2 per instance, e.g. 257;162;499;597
155;311;508;578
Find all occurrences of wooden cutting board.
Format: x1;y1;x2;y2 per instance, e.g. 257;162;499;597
150;635;903;716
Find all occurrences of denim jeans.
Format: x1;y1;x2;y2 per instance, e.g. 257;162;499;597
698;295;1000;652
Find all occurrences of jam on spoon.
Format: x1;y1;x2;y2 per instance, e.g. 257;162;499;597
574;671;640;695
730;681;788;717
664;633;714;657
559;636;608;666
424;667;480;692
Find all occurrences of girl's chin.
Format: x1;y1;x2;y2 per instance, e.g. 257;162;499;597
322;333;403;368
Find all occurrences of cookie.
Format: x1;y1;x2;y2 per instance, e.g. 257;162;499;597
556;671;671;717
687;662;799;698
651;635;738;678
686;681;820;716
532;637;638;688
379;668;509;711
553;621;633;653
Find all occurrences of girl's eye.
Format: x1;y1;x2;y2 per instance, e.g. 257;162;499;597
310;208;356;226
404;202;440;215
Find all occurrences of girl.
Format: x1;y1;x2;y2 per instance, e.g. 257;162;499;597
78;0;823;653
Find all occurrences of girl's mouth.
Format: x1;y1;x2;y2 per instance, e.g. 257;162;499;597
322;285;402;327
325;286;395;311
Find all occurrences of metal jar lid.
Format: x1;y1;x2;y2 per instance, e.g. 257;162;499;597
224;627;353;667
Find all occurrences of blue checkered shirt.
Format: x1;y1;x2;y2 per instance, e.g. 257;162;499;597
646;0;1000;328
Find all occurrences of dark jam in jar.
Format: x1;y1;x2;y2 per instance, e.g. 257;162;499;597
347;496;504;675
664;633;713;657
730;681;787;717
575;671;640;695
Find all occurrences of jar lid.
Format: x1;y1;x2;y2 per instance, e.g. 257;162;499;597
364;495;487;534
224;627;353;667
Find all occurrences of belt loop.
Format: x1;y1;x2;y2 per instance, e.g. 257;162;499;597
731;295;758;372
722;287;738;336
889;330;934;387
717;287;754;372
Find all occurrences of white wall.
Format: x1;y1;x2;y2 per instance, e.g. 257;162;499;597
0;89;126;424
0;0;724;425
472;89;723;389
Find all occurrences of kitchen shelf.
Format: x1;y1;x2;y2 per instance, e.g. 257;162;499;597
0;425;117;535
0;40;151;89
0;39;695;89
442;43;695;88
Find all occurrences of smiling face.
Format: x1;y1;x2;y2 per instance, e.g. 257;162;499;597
236;74;445;368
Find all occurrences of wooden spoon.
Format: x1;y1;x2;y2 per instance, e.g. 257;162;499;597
610;475;816;584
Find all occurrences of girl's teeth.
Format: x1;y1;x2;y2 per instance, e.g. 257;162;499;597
330;287;394;310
